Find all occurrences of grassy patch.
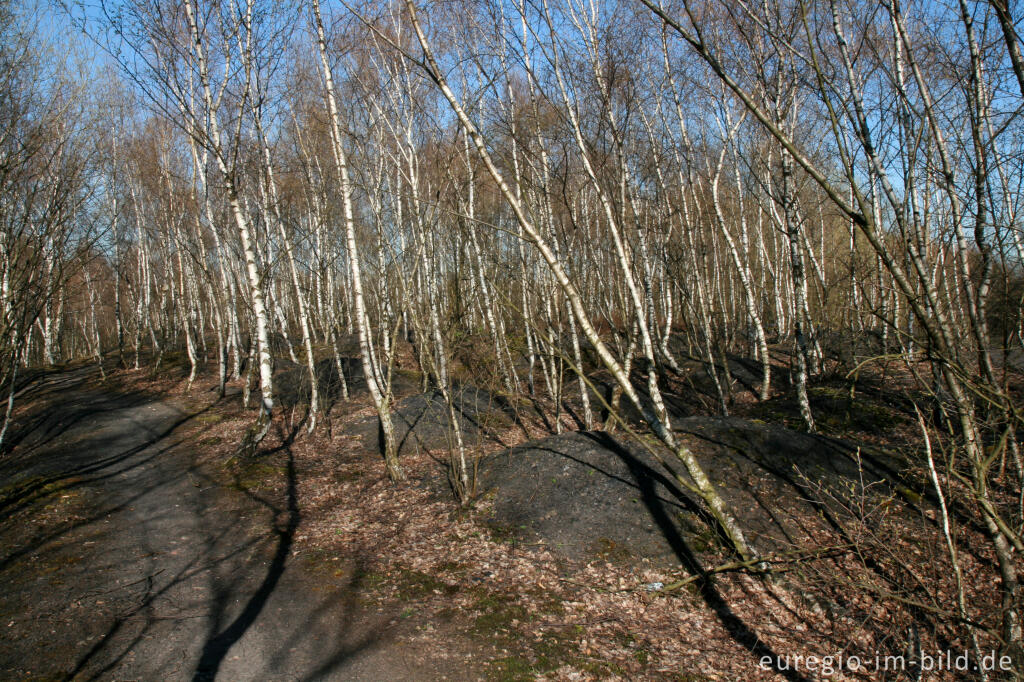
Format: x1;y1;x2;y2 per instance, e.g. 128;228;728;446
488;655;534;681
395;569;459;599
235;461;284;490
467;588;584;680
532;632;583;672
471;592;528;637
486;633;585;681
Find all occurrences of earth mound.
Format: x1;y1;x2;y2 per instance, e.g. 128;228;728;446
274;356;420;408
476;418;911;566
351;384;516;457
477;430;698;565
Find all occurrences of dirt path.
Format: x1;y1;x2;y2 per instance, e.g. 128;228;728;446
0;368;474;681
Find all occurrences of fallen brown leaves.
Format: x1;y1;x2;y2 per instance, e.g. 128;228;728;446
127;367;989;681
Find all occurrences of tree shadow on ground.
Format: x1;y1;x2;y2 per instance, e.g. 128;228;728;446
191;420;304;681
0;368;390;681
585;432;812;682
478;429;813;681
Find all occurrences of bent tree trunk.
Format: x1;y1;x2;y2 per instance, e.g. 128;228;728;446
405;0;755;562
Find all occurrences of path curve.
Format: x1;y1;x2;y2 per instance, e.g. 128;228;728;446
0;367;469;681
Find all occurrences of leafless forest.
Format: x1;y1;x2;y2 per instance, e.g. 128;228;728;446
3;0;1024;677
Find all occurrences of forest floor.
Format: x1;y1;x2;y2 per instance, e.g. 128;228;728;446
0;352;1010;680
0;363;489;681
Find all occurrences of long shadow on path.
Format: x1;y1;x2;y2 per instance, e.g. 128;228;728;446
585;432;812;682
0;369;434;681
